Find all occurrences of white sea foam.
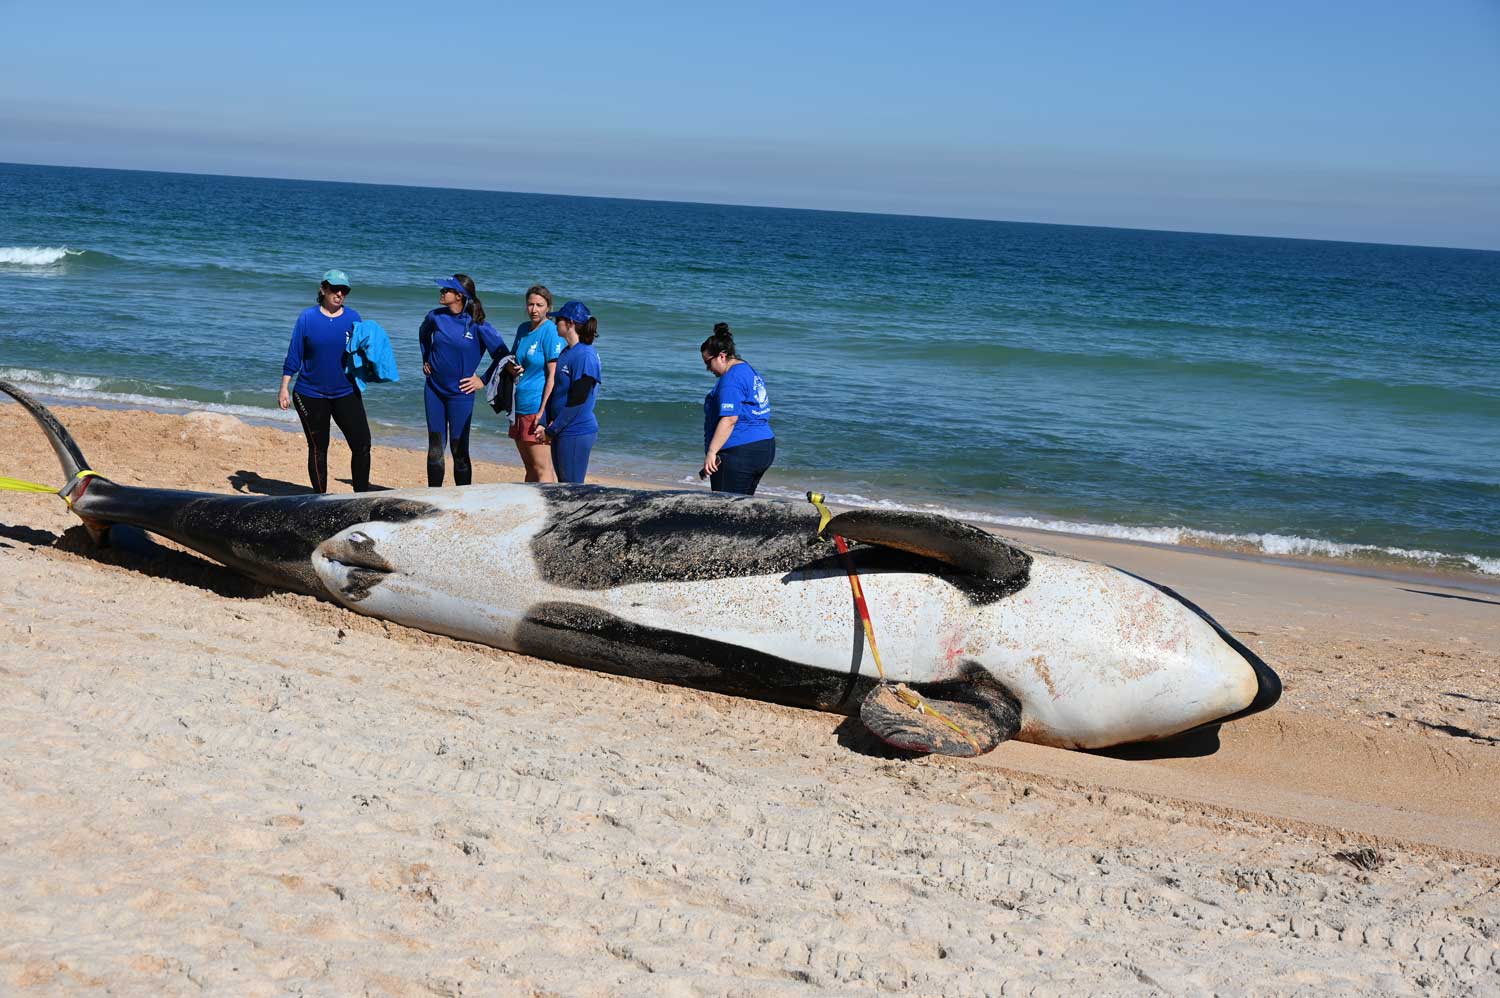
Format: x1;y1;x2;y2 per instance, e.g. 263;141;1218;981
0;246;81;266
0;368;295;425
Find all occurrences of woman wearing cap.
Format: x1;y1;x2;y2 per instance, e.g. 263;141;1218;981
419;274;515;487
540;301;602;484
279;270;372;493
700;322;775;495
507;284;565;482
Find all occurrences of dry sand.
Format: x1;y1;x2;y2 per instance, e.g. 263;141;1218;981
1;403;1497;996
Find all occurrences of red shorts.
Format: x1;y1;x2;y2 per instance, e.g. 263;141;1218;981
508;412;543;442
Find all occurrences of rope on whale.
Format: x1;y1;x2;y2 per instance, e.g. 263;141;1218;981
806;490;979;753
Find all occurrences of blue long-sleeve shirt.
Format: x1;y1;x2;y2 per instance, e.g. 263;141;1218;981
283;305;362;398
419;308;509;398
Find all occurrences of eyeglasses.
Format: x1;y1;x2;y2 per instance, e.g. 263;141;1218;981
702;355;716;369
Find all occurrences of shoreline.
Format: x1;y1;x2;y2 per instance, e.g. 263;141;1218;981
8;389;1498;594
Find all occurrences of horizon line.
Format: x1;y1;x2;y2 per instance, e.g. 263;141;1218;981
2;157;1496;256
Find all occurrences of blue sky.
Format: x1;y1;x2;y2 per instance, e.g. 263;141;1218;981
2;1;1497;248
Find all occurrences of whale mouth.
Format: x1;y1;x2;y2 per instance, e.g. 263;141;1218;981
315;531;396;601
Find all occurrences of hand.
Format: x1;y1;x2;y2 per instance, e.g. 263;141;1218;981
532;422;549;442
423;361;432;376
702;450;721;476
458;375;483;394
278;387;290;410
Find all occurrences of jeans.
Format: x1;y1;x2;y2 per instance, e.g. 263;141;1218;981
710;437;775;496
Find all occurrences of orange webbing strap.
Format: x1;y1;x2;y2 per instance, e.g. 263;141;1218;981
809;491;888;683
806;491;978;751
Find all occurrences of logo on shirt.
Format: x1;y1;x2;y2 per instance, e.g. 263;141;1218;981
720;402;736;413
465;329;474;339
752;377;769;408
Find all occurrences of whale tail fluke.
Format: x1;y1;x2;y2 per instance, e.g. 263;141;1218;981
0;380;116;538
859;670;1022;757
0;380;96;485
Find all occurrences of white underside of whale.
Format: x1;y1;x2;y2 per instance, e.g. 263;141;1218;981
308;485;1259;750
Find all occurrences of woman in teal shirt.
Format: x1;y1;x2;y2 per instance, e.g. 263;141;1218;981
508;284;564;482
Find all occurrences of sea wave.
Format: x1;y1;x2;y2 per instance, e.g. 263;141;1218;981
0;368;296;425
735;482;1500;578
0;246;84;266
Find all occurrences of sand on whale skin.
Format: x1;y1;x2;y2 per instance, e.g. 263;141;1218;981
1;402;1497;996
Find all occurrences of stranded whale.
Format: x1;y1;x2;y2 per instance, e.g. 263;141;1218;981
1;381;1279;755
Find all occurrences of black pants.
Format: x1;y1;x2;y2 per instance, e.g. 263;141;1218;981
427;429;472;487
710;437;775;496
292;391;371;493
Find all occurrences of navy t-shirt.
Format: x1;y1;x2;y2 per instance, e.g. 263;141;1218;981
283;305;362;399
703;361;773;450
419;308;509;397
545;342;602;437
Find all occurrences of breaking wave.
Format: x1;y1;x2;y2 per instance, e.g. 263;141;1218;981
0;246;84;266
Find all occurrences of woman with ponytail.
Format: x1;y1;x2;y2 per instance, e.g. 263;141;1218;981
699;322;775;495
541;301;602;483
419;274;515;487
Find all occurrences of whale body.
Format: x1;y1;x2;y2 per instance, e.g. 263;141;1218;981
2;380;1280;755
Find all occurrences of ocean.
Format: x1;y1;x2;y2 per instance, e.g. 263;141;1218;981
2;161;1497;578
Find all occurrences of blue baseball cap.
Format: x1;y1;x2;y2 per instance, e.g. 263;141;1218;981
548;300;592;324
322;269;351;289
434;276;469;299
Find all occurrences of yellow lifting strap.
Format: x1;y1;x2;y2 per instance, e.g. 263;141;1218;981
0;469;100;509
0;477;56;495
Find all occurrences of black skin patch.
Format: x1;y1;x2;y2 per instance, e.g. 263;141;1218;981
72;480;437;596
532;485;1030;605
516;600;860;711
515;602;1024;750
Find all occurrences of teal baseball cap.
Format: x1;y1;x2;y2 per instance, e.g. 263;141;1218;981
321;269;351;289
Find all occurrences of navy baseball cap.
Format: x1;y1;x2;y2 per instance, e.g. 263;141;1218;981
434;276;469;298
548;300;592;324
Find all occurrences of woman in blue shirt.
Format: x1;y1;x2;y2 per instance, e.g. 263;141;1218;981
700;322;775;495
278;269;372;493
420;274;515;487
541;301;602;484
508;284;565;483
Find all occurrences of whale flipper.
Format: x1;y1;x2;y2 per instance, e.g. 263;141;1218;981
824;509;1031;590
859;670;1022;757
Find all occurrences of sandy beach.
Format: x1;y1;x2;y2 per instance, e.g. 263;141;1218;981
2;402;1497;996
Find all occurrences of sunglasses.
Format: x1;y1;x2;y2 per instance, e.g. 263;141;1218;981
327;286;350;296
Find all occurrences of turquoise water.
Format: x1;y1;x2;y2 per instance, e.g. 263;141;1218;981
2;161;1498;575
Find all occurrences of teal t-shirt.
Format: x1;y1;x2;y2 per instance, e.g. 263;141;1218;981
511;319;564;416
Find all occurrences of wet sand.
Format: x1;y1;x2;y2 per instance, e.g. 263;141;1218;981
2;403;1497;995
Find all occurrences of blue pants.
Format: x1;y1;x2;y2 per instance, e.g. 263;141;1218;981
710;437;775;496
551;431;597;484
424;382;475;487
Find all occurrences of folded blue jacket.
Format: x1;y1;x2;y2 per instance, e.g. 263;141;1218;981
345;319;400;392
